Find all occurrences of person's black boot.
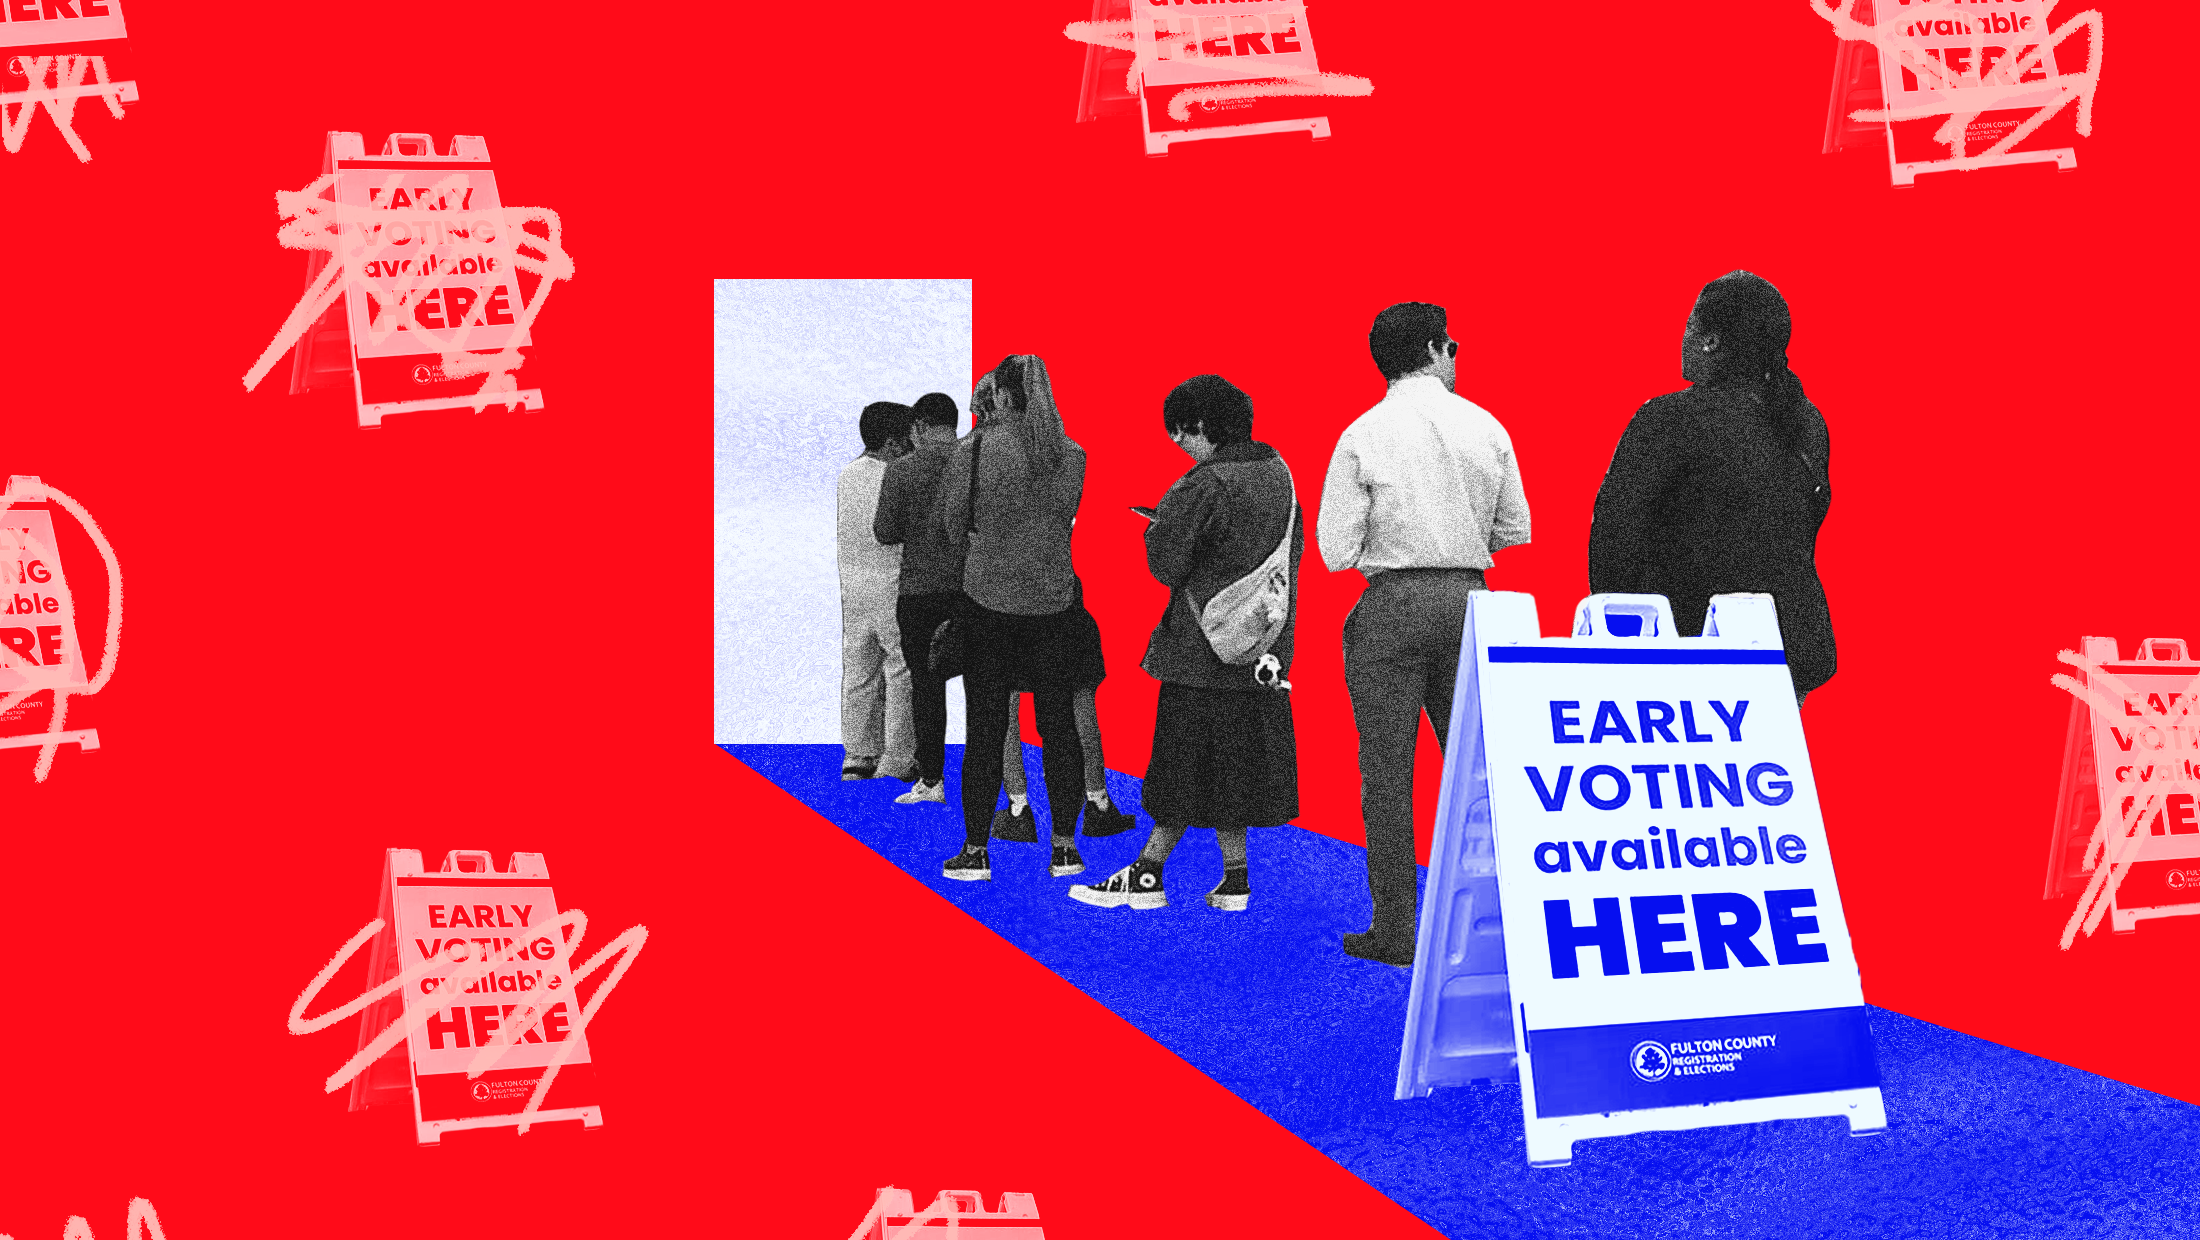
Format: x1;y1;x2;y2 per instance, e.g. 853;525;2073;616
1346;879;1417;964
1341;929;1415;966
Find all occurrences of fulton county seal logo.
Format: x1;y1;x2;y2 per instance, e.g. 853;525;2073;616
472;1081;493;1101
1630;1041;1672;1083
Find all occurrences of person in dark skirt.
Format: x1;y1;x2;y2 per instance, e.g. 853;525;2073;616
1070;374;1302;912
989;578;1140;842
1588;270;1835;704
938;355;1096;881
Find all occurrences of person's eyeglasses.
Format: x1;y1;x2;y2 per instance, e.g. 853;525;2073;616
1444;339;1459;358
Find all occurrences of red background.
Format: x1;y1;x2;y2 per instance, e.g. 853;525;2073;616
1;3;2178;1238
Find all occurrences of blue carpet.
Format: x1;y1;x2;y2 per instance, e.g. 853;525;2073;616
730;743;2200;1240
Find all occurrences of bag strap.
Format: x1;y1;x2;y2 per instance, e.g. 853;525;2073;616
965;434;983;534
1207;456;1297;560
1270;459;1296;566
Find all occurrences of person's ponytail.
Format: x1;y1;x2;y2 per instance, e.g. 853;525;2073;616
990;354;1066;479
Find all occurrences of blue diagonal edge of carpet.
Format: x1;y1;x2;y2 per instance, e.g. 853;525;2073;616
728;743;2200;1240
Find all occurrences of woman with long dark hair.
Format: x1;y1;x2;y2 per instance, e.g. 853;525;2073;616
1588;271;1835;702
938;355;1100;880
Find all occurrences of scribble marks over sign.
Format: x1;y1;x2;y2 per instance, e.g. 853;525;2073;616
1809;0;2102;177
2049;650;2198;948
1;54;137;162
1063;5;1372;126
1;0;129;48
243;158;576;419
0;477;122;784
6;1197;171;1240
291;909;646;1136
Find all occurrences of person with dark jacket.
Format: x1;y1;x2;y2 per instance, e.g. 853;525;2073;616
1070;374;1302;913
873;391;966;803
1588;271;1835;704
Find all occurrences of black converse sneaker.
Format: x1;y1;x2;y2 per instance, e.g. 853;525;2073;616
1049;843;1086;877
1206;867;1251;912
1068;859;1166;909
1081;796;1137;838
941;845;991;882
990;801;1038;843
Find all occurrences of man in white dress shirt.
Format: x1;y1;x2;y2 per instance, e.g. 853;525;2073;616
1317;302;1531;965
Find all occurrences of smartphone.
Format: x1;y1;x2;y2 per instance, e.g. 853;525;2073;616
1130;505;1157;520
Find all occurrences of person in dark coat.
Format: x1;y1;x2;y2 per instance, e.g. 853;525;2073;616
872;391;967;804
1588;270;1835;702
1069;374;1302;913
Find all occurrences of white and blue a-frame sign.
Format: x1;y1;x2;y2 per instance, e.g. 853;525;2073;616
1397;591;1885;1166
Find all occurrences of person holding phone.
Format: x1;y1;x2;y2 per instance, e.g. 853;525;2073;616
1069;374;1302;913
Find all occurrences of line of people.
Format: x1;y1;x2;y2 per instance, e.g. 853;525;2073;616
833;272;1836;967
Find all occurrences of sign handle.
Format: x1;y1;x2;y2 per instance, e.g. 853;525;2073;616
1571;593;1678;639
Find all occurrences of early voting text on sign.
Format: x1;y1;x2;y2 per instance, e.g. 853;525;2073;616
1403;591;1884;1167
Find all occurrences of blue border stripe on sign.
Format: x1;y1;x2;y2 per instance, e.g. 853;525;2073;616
1488;648;1788;665
1531;1006;1879;1118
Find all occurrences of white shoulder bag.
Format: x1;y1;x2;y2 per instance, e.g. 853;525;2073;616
1193;461;1295;686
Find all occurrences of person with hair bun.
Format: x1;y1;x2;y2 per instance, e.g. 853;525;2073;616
1589;270;1836;704
1069;374;1302;913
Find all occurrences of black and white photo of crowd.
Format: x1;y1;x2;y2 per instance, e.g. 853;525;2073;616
832;274;1836;967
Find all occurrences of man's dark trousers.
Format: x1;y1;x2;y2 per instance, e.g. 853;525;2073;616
1342;567;1486;945
895;592;963;784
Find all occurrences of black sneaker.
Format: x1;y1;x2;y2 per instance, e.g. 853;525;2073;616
1049;843;1086;877
942;845;991;882
1081;797;1137;837
1207;867;1250;912
990;801;1038;843
1068;860;1166;909
841;756;878;781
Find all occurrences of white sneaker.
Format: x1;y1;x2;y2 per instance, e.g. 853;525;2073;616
895;779;945;805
